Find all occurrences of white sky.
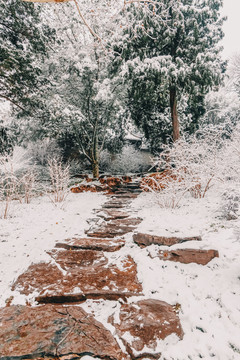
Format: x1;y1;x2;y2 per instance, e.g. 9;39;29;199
221;0;240;59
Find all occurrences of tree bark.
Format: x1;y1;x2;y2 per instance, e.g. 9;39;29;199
169;86;180;141
91;131;99;179
92;160;99;179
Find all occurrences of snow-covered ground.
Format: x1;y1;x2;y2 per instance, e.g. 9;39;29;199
0;187;240;359
0;192;106;307
129;190;240;359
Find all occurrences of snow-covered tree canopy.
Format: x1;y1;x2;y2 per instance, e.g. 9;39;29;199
111;0;227;148
0;0;55;111
10;0;127;177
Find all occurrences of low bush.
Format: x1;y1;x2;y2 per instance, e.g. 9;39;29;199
142;125;229;208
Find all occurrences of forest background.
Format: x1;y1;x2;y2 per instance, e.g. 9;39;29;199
0;0;240;181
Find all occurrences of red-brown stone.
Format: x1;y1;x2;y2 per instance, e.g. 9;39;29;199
133;233;202;247
140;171;182;192
70;183;109;193
157;249;219;265
109;299;183;359
103;199;131;206
0;304;127;360
122;175;132;183
98;210;130;221
47;249;108;270
102;202;128;209
110;218;142;226
55;237;125;252
86;219;139;238
99;176;122;187
111;193;139;199
86;218;142;239
12;253;142;303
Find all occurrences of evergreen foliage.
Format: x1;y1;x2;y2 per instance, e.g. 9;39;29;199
0;0;55;112
12;2;126;177
112;0;226;150
44;48;125;177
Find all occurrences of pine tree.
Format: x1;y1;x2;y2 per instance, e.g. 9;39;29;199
112;0;226;148
0;0;55;112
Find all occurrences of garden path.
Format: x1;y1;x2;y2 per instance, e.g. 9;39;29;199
0;177;219;360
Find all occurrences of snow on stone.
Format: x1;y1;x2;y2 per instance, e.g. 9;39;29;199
0;192;105;307
1;183;240;358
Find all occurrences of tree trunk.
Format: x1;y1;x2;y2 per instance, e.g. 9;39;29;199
92;160;99;179
169;86;180;141
91;132;99;179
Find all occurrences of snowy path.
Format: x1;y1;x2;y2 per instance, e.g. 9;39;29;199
0;184;240;359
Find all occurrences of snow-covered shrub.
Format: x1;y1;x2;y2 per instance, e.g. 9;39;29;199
0;160;20;218
220;189;240;220
0;147;36;217
221;125;240;183
20;170;37;204
146;126;226;208
108;145;151;174
47;158;70;204
99;149;112;172
141;170;189;208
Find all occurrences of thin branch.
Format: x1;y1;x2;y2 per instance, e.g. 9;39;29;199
0;94;26;111
72;123;92;162
73;0;102;43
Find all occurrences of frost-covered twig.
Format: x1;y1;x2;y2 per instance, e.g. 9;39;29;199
141;126;230;208
47;157;70;205
0;147;36;218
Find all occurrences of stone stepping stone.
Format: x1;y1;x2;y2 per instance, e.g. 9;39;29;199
112;190;130;194
86;224;134;238
98;209;130;221
114;190;142;195
47;249;108;269
102;201;129;209
106;200;132;205
109;299;183;359
0;304;127;360
118;183;141;189
12;252;143;304
107;217;142;226
86;218;142;238
133;233;202;247
110;193;139;199
55;237;125;252
156;249;219;265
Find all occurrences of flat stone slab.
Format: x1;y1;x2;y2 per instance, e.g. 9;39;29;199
0;304;127;360
86;226;134;238
110;218;142;227
86;218;141;238
156;249;219;265
118;183;141;189
109;299;183;359
98;210;130;221
55;237;125;252
12;252;142;304
47;249;108;269
111;193;139;199
102;203;127;209
133;233;202;247
102;200;130;209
